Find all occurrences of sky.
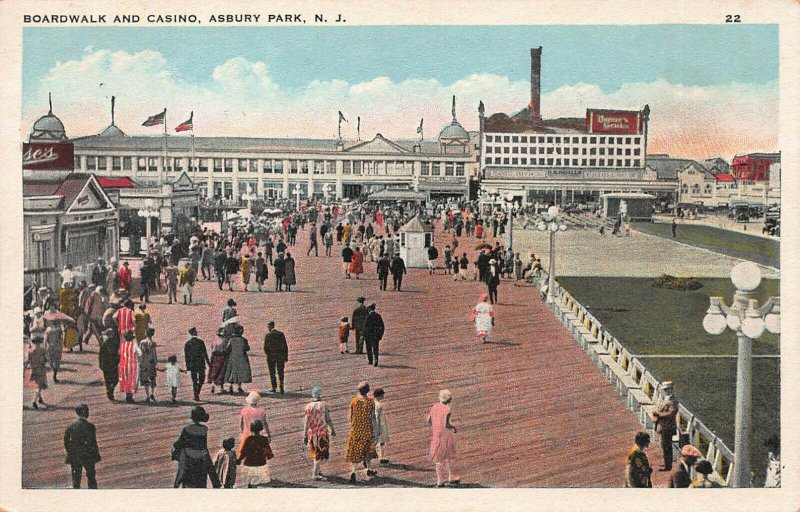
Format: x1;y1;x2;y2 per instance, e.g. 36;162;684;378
22;25;779;159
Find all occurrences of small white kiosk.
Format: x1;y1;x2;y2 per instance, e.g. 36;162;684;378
399;215;434;268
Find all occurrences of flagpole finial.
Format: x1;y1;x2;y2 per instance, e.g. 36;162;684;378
48;92;53;115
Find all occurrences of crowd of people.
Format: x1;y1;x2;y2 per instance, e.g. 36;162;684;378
23;196;779;490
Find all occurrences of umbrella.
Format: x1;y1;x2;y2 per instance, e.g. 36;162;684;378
475;243;493;251
43;310;75;323
220;316;241;328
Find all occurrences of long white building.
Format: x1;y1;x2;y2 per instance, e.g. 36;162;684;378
72;101;479;203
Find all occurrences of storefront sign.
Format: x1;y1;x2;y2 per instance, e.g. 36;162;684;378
22;142;75;170
586;110;642;134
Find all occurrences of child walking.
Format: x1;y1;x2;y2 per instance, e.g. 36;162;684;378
212;437;237;488
164;355;183;403
373;388;390;464
25;336;48;409
236;419;274;487
338;316;350;354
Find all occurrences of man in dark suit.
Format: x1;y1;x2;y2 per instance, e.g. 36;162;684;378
669;444;701;488
263;321;289;394
184;327;210;401
376;254;390;291
350;297;368;354
390;254;407;291
364;303;385;367
64;404;101;488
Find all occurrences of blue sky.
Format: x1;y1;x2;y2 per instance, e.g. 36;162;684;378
21;25;779;158
23;25;777;95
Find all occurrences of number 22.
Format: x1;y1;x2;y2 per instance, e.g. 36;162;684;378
726;15;741;23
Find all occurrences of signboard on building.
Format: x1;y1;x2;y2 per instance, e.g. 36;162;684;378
585;110;642;134
22;142;75;170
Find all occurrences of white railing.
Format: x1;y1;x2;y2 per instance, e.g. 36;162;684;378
536;273;735;486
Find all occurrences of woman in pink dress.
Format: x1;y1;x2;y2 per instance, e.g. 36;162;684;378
240;390;270;442
303;385;336;481
349;247;364;279
426;389;459;487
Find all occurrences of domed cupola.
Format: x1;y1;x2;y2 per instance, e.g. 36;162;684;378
438;95;469;154
30;93;68;142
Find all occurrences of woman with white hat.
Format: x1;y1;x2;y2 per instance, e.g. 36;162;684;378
239;390;270;441
426;389;460;487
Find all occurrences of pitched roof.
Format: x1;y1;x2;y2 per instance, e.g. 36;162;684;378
715;173;735;182
646;156;706;180
399;215;434;232
23;173;107;210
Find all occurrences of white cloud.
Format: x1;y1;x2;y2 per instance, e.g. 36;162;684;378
24;49;777;159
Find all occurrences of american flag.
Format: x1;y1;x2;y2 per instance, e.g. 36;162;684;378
142;109;166;127
175;111;193;132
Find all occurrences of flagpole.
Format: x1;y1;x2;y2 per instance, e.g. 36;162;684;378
162;108;168;185
191;129;196;183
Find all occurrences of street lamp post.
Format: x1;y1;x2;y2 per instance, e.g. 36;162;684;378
137;198;160;254
241;184;258;212
702;261;780;487
537;205;567;303
502;193;518;251
322;183;332;203
293;183;302;211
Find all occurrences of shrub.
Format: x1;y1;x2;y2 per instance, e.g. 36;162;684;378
652;274;704;291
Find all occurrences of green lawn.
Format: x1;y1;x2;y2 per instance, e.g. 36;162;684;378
559;276;780;485
632;222;780;269
558;277;780;356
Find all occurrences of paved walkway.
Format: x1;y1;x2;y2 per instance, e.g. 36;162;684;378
21;222;668;488
512;227;780;278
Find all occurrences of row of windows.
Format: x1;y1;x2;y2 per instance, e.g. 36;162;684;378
486;146;641;156
682;184;714;194
79;156;466;177
420;162;466;176
485;134;641;145
488;157;641;168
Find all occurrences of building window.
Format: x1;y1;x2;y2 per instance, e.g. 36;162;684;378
520;158;527;165
682;184;689;193
538;158;545;165
512;147;518;154
599;159;605;166
263;160;273;173
175;158;184;172
445;162;455;176
547;137;553;143
239;159;249;171
74;156;81;169
572;159;579;166
289;161;298;174
616;159;623;166
343;161;352;175
633;159;640;167
581;159;587;166
123;157;132;170
353;161;362;175
503;158;509;165
692;184;700;194
520;136;528;143
590;137;597;144
599;137;606;144
520;147;527;154
511;158;518;165
512;136;519;143
224;159;233;172
300;161;309;174
589;159;596;166
485;146;493;154
494;157;502;164
546;147;553;154
111;157;121;171
213;159;223;172
625;137;631;144
635;137;641;144
87;156;97;171
503;147;510;154
312;160;324;174
431;163;441;175
199;159;208;173
625;148;631;156
599;148;605;155
486;135;493;142
35;239;51;268
555;159;562;166
705;184;712;194
148;157;158;170
421;162;430;176
581;137;587;143
503;136;510;142
98;157;108;170
547;158;553;165
624;159;630;167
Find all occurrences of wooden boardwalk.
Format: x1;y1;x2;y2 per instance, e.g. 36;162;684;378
22;222;668;488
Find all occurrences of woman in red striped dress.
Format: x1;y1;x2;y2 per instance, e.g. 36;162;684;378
113;299;134;342
118;330;142;403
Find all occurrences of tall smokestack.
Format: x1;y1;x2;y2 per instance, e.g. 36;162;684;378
530;47;542;120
